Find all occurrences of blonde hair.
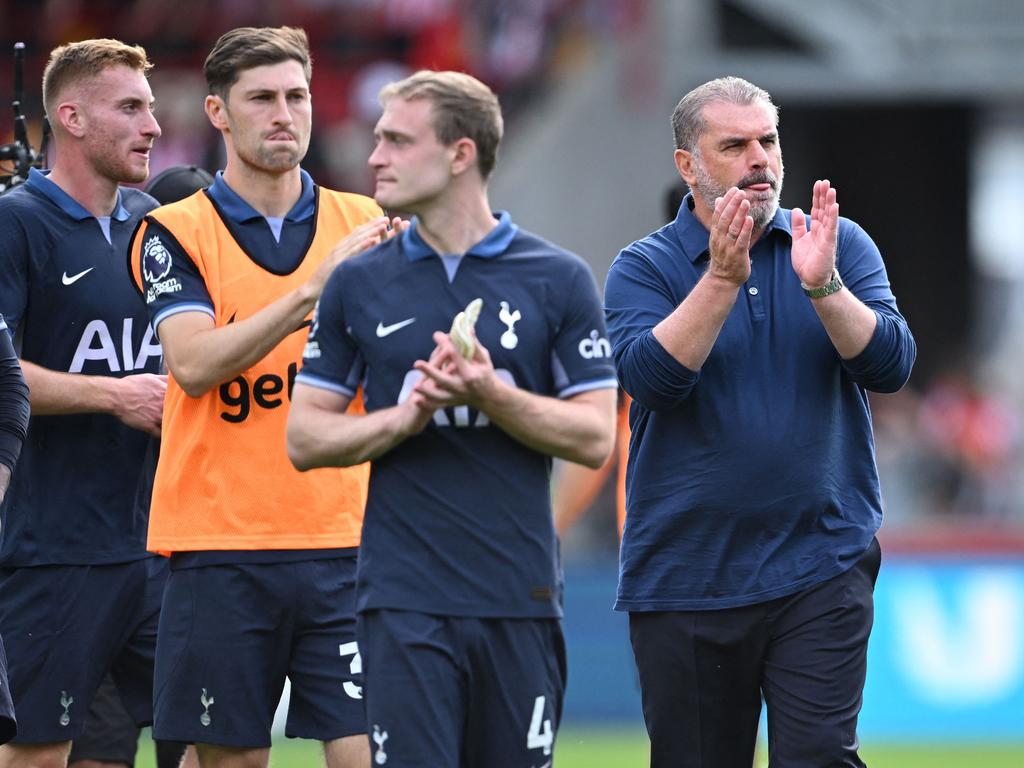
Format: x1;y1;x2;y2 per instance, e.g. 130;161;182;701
43;38;152;119
380;70;503;179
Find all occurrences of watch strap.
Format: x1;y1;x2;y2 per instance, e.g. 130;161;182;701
801;269;843;298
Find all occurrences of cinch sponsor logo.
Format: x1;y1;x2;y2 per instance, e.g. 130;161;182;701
219;362;298;423
578;330;611;359
69;318;161;373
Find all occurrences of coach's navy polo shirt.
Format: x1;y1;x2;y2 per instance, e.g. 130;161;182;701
606;194;916;611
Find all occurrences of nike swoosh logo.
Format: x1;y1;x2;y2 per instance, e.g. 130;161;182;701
376;318;416;337
62;267;94;285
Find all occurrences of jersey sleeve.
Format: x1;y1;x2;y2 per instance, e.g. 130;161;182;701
295;263;365;399
129;217;214;332
550;258;618;398
0;200;31;334
0;316;29;471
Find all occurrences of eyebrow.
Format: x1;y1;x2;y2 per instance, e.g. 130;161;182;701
242;86;309;97
374;128;412;141
114;96;152;108
718;131;777;149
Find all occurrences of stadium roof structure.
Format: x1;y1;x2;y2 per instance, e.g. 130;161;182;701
666;0;1024;102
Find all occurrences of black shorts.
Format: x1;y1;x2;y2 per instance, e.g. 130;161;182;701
629;537;881;768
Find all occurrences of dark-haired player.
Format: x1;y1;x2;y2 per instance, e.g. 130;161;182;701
130;27;391;768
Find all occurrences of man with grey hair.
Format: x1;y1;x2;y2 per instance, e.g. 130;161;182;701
604;76;916;766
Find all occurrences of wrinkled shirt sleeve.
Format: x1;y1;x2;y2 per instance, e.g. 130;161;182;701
835;221;916;392
605;246;699;411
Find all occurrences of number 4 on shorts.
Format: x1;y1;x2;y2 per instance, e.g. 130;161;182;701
527;695;553;756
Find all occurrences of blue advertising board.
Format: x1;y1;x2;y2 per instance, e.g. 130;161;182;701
862;557;1024;740
560;555;1024;741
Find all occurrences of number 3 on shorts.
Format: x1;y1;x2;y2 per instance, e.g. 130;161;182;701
339;641;362;700
527;695;553;756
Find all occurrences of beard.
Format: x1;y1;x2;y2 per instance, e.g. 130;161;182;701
692;156;784;231
229;114;309;174
89;144;149;185
246;140;304;173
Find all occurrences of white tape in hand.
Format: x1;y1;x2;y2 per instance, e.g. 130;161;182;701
448;298;483;359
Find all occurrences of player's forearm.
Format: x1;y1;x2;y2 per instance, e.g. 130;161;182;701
0;464;11;504
480;385;616;468
288;399;422;470
809;286;877;359
164;288;316;397
20;360;122;415
652;271;740;370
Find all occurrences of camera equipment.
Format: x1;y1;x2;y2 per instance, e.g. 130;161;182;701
0;42;50;195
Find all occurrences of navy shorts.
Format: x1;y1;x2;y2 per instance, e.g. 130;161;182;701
68;673;139;765
358;609;567;768
0;635;16;744
629;537;882;768
0;557;165;743
153;556;362;747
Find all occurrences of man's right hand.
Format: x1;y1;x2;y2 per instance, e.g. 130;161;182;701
304;216;397;301
112;373;167;436
707;187;753;286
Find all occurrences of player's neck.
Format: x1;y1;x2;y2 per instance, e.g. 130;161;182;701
414;189;496;257
46;154;121;219
221;161;303;218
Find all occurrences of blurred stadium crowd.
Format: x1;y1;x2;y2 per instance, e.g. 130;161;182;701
1;0;646;194
3;0;1023;555
873;369;1022;526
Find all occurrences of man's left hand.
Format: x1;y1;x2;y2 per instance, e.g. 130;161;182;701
791;179;840;288
413;330;500;410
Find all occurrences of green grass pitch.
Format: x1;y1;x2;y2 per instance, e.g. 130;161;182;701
135;727;1024;767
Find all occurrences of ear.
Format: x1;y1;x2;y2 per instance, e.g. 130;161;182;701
205;94;229;132
674;148;697;187
449;137;478;178
55;102;85;139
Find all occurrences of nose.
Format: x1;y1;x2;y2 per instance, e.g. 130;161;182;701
747;140;768;168
271;94;293;126
368;141;385;169
144;108;162;139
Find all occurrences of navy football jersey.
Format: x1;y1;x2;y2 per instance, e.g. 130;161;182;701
0;169;161;565
297;213;617;618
